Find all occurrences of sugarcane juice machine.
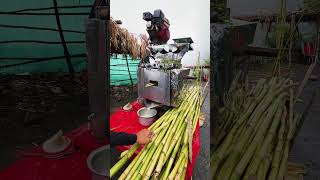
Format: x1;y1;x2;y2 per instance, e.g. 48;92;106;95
138;9;194;107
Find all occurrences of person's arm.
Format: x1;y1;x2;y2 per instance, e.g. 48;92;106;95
110;131;137;146
110;129;154;146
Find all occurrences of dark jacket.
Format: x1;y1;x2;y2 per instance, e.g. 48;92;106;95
110;131;137;146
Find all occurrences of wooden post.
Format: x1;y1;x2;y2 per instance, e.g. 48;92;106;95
125;55;134;86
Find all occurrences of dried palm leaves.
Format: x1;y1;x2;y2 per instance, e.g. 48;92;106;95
110;18;149;59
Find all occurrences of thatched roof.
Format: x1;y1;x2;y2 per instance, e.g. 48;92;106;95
110;18;148;59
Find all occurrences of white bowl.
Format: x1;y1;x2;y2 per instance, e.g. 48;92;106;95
137;107;157;126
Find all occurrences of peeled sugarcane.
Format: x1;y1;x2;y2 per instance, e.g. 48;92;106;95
111;83;203;179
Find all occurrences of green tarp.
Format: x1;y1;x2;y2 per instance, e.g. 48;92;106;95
0;0;139;86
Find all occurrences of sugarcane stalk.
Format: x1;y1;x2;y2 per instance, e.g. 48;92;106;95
143;142;164;180
154;123;187;177
112;84;202;180
161;134;185;180
168;145;188;180
111;143;140;178
131;163;143;180
175;157;187;180
223;94;285;180
242;104;284;179
256;144;274;180
277;106;298;179
144;116;182;179
268;107;288;180
138;130;167;177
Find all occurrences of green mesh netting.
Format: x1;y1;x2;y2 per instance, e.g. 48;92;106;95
0;0;139;86
110;55;140;86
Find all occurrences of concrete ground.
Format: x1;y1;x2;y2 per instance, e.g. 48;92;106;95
288;64;320;180
192;82;210;180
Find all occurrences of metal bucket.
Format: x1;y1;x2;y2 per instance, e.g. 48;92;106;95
87;145;110;180
137;107;157;126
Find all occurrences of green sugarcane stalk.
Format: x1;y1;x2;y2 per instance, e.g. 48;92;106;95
227;94;284;180
214;80;287;179
123;149;148;179
180;151;188;180
112;109;176;178
119;118;173;179
161;133;185;180
124;87;198;179
122;147;145;180
131;163;143;180
211;79;271;178
144;116;182;179
113;84;202;180
122;129;166;179
124;119;177;179
138;129;167;177
217;91;277;179
277;101;298;179
168;145;188;180
154;120;188;177
175;157;187;180
143;142;164;180
243;104;284;179
120;141;156;179
110;143;140;177
268;107;287;180
116;90;192;179
256;144;274;180
137;144;158;179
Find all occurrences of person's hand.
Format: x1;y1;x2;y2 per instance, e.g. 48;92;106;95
136;129;154;145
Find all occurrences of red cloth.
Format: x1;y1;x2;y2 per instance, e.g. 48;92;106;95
0;124;107;180
156;25;170;43
110;100;201;180
304;42;315;56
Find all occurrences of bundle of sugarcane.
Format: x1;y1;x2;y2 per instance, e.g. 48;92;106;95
110;84;203;180
211;76;299;180
212;72;249;147
304;0;320;14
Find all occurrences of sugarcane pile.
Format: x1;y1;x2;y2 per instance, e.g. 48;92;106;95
110;84;203;180
110;18;148;59
304;0;320;14
211;75;299;180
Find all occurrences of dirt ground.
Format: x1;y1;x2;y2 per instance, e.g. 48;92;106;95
0;74;137;170
0;74;89;169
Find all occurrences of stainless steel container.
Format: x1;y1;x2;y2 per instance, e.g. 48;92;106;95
87;145;110;180
137;107;157;126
